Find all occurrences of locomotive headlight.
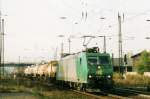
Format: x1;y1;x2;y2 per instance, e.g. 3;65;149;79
107;75;111;78
89;75;92;78
98;66;101;69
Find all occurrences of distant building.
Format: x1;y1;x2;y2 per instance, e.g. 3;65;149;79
113;53;133;72
131;51;150;71
131;52;142;71
131;50;150;73
1;63;34;77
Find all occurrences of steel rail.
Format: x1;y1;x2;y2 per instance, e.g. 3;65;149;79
113;87;150;98
72;89;128;99
115;87;150;95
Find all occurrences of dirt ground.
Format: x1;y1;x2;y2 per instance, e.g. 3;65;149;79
0;78;92;99
0;92;38;99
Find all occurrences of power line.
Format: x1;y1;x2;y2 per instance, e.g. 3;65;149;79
109;10;150;28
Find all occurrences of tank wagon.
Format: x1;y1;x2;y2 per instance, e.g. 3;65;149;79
47;61;58;79
24;66;33;76
24;60;58;81
56;47;113;90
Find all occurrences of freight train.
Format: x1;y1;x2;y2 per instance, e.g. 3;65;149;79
24;60;58;81
24;47;113;90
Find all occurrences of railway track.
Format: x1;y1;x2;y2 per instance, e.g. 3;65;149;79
115;87;150;95
25;78;150;99
72;89;128;99
71;87;150;99
112;87;150;99
42;81;128;99
29;81;127;99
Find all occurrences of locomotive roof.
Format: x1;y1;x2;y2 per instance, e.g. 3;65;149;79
61;51;110;59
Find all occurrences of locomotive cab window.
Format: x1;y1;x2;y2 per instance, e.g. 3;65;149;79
99;56;109;65
88;56;98;65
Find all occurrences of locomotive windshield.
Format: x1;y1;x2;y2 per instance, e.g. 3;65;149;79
87;56;98;65
88;56;110;65
99;56;109;64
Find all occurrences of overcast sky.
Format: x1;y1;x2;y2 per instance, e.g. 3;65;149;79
1;0;150;63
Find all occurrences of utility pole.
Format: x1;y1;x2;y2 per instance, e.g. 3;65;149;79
1;18;4;76
0;11;5;78
61;42;64;58
0;11;1;79
18;56;20;72
68;38;71;54
58;35;65;58
118;13;123;74
53;47;58;60
104;36;106;53
98;36;106;53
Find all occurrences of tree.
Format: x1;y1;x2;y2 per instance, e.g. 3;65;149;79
135;50;150;74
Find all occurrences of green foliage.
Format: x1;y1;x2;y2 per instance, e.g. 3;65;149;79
135;50;150;74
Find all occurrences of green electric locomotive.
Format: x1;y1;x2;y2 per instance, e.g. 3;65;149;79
56;47;113;90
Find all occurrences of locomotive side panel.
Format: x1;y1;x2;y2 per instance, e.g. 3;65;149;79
76;52;88;83
56;55;78;82
66;55;78;82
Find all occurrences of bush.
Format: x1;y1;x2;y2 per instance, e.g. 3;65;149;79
135;51;150;74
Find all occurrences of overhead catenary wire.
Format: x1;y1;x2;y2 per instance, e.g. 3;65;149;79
108;10;150;28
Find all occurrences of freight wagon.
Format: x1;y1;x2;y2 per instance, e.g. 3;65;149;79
24;60;58;81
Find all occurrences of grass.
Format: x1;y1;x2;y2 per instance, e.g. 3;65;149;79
113;72;150;88
0;78;91;99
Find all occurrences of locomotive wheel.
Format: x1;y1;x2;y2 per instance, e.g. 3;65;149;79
77;83;83;91
82;83;86;92
72;82;76;89
69;82;74;89
58;81;64;88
